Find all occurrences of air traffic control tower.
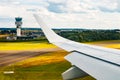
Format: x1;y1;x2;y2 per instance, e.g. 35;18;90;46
15;17;22;36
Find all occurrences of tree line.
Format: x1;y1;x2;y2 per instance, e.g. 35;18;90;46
58;29;120;42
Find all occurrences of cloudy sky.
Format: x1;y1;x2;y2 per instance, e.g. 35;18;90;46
0;0;120;29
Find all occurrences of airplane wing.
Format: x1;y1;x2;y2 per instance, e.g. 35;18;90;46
33;14;120;80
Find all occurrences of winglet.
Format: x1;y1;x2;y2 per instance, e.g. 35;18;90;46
33;14;67;43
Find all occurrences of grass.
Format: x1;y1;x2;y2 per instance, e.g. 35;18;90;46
0;50;95;80
86;40;120;44
0;50;72;80
86;40;120;49
105;44;120;49
0;62;70;80
0;42;56;51
0;40;120;80
15;50;68;67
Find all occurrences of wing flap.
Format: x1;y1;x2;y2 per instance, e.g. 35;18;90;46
65;52;120;80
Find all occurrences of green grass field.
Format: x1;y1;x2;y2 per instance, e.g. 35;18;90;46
0;50;95;80
0;40;120;80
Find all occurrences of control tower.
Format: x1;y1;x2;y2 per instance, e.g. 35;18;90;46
15;17;22;36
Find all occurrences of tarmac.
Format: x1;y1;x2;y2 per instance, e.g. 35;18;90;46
0;48;62;67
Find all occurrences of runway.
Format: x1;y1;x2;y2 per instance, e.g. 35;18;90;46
0;48;62;67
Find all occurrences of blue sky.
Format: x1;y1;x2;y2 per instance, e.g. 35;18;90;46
0;0;120;29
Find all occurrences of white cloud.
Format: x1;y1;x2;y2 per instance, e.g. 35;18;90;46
48;0;66;4
58;0;119;13
40;13;120;29
0;0;120;29
58;0;93;13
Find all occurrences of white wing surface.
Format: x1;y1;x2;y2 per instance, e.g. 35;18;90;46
33;14;120;80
